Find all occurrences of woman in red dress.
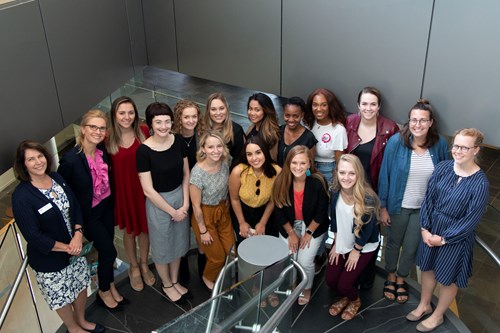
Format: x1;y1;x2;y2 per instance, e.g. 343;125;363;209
107;96;156;291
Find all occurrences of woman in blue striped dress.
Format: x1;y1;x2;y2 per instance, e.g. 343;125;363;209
406;128;489;332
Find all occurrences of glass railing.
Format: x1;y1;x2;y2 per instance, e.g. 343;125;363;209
154;256;307;333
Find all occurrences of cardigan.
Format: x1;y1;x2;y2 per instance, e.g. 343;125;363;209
330;191;380;248
12;172;84;272
57;144;111;222
275;176;329;238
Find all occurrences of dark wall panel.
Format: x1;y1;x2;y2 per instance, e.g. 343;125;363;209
142;0;178;71
125;0;149;72
281;0;433;123
0;1;62;173
174;0;281;95
422;0;500;145
39;0;135;125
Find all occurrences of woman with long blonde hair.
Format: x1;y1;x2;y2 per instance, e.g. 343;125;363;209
272;145;329;305
326;154;380;321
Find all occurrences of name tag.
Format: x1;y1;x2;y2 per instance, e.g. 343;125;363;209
38;203;52;215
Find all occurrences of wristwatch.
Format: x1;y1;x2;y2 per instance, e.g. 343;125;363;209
440;237;447;245
74;227;84;234
306;229;313;236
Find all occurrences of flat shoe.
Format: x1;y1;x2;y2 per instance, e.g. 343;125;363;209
406;308;433;322
84;322;106;333
416;317;444;332
129;268;144;291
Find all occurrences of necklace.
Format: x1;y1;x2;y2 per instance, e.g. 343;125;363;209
184;135;194;147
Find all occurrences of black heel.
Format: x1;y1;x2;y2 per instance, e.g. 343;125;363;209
173;281;193;299
162;284;187;305
95;292;123;312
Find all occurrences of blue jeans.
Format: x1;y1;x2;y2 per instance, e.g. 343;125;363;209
314;161;335;186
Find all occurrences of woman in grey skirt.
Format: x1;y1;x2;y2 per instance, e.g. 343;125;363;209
137;102;191;305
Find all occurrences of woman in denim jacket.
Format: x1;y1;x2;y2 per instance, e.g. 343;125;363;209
378;99;449;304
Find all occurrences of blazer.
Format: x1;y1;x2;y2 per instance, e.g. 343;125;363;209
12;172;84;272
330;191;380;248
275;176;329;238
57;144;111;222
346;113;400;191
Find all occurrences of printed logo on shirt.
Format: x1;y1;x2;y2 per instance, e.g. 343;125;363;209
321;133;332;143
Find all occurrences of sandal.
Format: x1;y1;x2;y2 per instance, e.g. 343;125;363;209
128;267;144;292
268;292;280;307
140;265;156;286
328;297;349;317
383;280;397;301
341;297;361;321
396;282;409;304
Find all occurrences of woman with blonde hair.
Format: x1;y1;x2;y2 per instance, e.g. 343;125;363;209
204;92;245;168
190;131;235;290
107;96;155;292
59;109;126;311
326;154;380;321
272;145;329;305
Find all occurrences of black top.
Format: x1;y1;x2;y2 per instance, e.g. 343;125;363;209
277;125;318;167
228;121;245;168
181;134;198;170
352;137;375;186
136;135;188;192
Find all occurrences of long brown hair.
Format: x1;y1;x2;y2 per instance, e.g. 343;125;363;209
204;93;234;144
304;88;346;128
107;96;145;155
172;99;205;138
272;145;328;208
247;93;280;148
332;154;380;237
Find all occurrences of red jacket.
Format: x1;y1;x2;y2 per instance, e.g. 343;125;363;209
346;113;399;191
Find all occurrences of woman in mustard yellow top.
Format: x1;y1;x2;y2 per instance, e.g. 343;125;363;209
229;136;281;244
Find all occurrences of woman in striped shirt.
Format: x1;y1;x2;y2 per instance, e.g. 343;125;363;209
378;99;449;304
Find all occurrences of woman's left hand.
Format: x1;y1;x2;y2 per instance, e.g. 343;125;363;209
68;233;83;256
254;222;266;235
345;250;360;272
299;233;312;249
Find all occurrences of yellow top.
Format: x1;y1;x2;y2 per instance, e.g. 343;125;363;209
238;164;279;208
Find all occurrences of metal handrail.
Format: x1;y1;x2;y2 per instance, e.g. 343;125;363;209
0;256;28;329
475;235;500;267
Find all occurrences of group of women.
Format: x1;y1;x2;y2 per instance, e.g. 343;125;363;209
12;86;489;333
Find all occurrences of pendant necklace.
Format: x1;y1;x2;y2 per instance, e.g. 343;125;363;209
184;135;194;147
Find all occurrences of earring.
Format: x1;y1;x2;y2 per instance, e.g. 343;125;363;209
149;128;154;136
306;168;311;177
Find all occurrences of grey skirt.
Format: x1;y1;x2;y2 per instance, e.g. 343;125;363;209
146;185;190;264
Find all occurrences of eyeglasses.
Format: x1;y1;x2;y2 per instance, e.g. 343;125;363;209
255;179;261;196
409;118;430;126
451;144;476;153
85;124;107;132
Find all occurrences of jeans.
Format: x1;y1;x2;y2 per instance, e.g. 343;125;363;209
280;220;324;289
384;208;421;278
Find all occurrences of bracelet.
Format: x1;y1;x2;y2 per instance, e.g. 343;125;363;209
74;227;84;234
200;229;208;235
352;246;362;253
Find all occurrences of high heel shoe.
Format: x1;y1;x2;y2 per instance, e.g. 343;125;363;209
83;322;106;333
95;292;123;312
162;284;187;305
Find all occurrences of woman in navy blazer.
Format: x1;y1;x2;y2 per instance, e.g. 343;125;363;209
58;110;126;312
12;140;104;333
272;145;329;305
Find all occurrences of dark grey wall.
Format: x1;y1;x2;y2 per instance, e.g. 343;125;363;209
0;0;146;173
143;0;500;146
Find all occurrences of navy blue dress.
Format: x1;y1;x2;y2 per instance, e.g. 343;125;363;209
417;160;489;288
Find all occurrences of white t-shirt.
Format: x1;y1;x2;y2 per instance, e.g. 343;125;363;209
334;195;379;254
311;121;348;162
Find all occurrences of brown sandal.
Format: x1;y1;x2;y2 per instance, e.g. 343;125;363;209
128;268;144;291
140;266;156;286
268;292;280;307
329;297;349;317
341;297;361;321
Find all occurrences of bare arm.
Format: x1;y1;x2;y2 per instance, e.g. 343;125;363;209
190;183;213;244
229;165;251;237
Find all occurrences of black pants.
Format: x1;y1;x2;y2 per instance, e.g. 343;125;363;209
231;200;278;245
84;197;117;292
